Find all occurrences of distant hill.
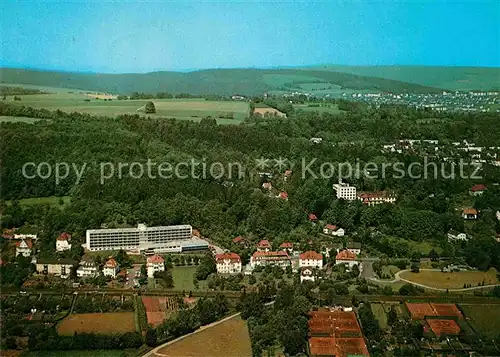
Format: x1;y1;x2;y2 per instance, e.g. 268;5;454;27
0;67;444;96
301;65;500;91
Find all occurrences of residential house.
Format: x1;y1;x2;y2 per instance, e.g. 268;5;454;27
462;208;478;220
277;192;288;200
36;258;76;278
300;267;316;283
103;258;119;278
308;213;318;223
335;249;358;269
279;242;293;253
309;137;323;144
283;170;292;180
262;182;272;191
299;251;323;269
256;239;272;252
357;191;397;206
250;251;290;269
232;236;249;247
346;242;362;255
216;252;242;274
447;230;468;242
76;258;99;278
56;232;72;252
147;254;165;278
333;183;357;201
16;239;33;257
323;224;345;237
470;184;487;196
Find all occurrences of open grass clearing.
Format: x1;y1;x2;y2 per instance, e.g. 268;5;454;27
0;116;48;124
399;268;499;289
371;303;388;329
460;304;500;339
56;312;136;335
293;104;342;115
155;315;252;357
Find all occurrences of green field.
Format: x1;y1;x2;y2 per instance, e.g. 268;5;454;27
6;196;71;208
20;350;139;357
371;303;388;329
3;91;249;124
293;104;342;114
170;266;206;291
460;304;500;339
0;116;47;124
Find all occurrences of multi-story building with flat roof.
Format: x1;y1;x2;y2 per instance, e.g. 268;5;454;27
333;183;357;201
86;224;194;253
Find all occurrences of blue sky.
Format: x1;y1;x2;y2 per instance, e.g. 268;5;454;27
1;0;499;73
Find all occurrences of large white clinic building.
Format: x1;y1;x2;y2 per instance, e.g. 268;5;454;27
86;224;208;253
333;183;357;201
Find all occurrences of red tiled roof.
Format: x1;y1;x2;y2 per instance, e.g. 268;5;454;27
462;208;478;215
57;232;71;241
233;236;244;243
2;234;14;239
325;224;339;231
257;239;271;248
104;258;118;268
426;319;461;337
300;251;322;261
252;251;289;260
16;239;33;249
308;213;318;221
216;252;241;263
335;249;356;261
147;254;164;264
280;242;293;248
278;192;288;199
471;184;487;192
357;191;391;199
284;170;292;176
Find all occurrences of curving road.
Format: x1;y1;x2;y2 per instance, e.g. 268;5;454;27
369;268;500;292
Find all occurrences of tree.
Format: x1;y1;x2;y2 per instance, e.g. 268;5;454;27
248;274;256;285
410;263;420;273
195;253;216;280
145;101;156;114
387;306;398;326
146;328;157;346
155;270;174;288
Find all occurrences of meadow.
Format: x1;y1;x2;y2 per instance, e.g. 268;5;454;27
460;304;500;339
56;312;136;335
3;86;250;124
399;268;499;289
156;315;252;357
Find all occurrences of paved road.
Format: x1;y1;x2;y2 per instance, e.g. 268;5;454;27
370;268;500;292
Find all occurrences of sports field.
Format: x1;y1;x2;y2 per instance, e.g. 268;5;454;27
399;268;499;289
460;304;500;339
3;87;249;124
56;312;136;335
155;315;252;357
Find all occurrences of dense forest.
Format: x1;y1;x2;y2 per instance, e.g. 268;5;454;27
1;102;499;272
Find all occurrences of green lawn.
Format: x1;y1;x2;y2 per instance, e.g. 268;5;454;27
21;350;139;357
5;91;249;124
169;266;207;291
460;304;500;339
371;303;388;329
5;196;71;208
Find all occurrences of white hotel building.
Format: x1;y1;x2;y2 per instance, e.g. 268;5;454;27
333;183;357;201
86;224;207;253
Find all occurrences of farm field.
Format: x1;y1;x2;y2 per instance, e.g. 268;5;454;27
399;268;499;289
460;304;500;339
56;312;136;335
4;90;249;124
20;350;139;357
155;315;252;357
6;196;71;208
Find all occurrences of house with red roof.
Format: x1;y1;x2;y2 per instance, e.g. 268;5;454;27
470;184;487;196
216;252;242;274
335;250;358;269
279;242;293;252
308;213;318;222
357;191;396;206
56;232;72;252
147;254;165;278
232;236;249;247
16;239;33;257
323;224;345;237
299;251;323;269
256;239;272;252
462;208;478;220
250;251;290;269
103;258;119;278
277;192;288;200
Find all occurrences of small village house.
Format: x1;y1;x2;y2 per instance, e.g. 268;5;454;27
470;184;487;196
56;232;72;252
299;251;323;269
262;182;272;191
335;249;358;269
346;242;362;255
250;251;290;269
147;254;165;278
76;258;99;278
16;239;33;257
300;267;316;283
215;252;242;274
277;192;288;200
462;208;478;220
447;230;468;242
323;224;345;237
103;258;119;278
279;242;293;253
256;239;272;252
36;258;76;278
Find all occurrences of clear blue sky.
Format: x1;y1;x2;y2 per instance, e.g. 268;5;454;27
1;0;499;73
